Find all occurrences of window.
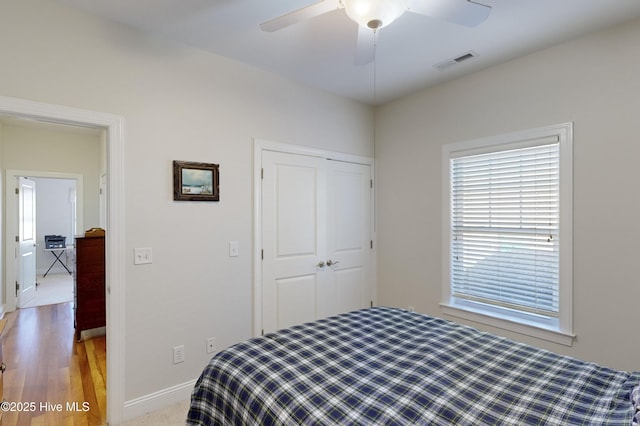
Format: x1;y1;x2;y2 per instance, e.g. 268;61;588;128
442;123;573;345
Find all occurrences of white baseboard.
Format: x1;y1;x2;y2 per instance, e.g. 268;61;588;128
122;379;196;422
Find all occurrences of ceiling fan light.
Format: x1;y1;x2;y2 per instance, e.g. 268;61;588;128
343;0;408;30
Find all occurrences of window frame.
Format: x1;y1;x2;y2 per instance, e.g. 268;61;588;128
441;123;574;346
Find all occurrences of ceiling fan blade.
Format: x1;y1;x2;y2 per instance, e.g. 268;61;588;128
355;25;375;65
260;0;340;32
407;0;491;27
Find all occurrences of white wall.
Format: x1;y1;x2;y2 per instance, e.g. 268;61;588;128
33;177;76;275
376;18;640;372
1;124;101;229
0;0;373;411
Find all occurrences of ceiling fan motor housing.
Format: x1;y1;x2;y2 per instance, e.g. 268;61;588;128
368;19;383;29
343;0;409;29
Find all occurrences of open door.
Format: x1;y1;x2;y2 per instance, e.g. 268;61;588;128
18;176;37;308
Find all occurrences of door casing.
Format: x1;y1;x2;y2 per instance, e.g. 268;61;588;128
0;95;125;425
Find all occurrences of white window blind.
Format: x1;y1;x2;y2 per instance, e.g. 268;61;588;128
450;142;560;318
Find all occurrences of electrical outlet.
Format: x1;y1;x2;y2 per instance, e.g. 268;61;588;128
206;337;216;354
173;345;185;364
229;241;239;257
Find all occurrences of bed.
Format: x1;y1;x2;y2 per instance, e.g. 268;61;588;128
187;307;640;425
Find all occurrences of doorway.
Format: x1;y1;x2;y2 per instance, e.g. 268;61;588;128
5;159;88;310
0;95;125;424
15;175;82;309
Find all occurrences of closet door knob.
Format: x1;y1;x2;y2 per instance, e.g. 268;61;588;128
326;260;340;266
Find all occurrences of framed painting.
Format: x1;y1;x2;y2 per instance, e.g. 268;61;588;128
173;160;220;201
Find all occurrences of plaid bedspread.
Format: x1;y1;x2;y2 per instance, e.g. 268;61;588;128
187;307;640;425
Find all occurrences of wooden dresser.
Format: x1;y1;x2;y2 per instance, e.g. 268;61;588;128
74;236;105;341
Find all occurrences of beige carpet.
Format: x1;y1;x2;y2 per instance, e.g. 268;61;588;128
22;273;74;308
120;400;190;426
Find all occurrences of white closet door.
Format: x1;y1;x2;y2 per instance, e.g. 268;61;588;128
325;160;373;317
262;151;327;333
261;150;373;334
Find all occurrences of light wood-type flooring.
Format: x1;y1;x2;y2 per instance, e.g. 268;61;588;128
2;302;106;425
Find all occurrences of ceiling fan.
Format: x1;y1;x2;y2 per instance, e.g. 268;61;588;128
260;0;492;65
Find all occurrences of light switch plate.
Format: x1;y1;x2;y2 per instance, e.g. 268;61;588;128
134;247;153;265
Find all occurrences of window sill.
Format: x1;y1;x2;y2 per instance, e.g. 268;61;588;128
440;302;575;347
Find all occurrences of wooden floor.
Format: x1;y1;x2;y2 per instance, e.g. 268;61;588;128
2;302;106;426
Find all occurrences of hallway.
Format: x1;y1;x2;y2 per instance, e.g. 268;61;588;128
2;302;106;425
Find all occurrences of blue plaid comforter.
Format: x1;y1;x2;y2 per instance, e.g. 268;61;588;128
187;307;640;425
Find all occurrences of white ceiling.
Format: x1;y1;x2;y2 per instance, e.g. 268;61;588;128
56;0;640;105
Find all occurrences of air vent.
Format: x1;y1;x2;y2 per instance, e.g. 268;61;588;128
454;52;475;63
434;50;478;70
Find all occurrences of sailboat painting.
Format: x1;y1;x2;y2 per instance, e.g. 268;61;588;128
173;160;220;201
